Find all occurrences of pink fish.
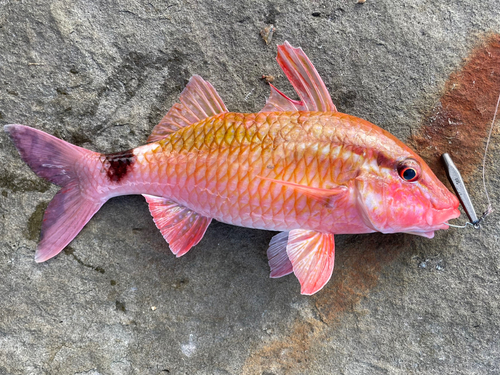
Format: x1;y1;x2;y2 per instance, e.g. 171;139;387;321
5;42;460;295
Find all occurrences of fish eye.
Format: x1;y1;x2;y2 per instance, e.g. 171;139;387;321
397;159;420;182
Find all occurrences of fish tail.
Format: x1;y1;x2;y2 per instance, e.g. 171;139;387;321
4;124;105;262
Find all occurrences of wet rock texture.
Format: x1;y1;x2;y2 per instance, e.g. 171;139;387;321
1;1;499;374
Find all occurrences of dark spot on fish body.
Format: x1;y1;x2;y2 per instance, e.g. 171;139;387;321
102;150;135;183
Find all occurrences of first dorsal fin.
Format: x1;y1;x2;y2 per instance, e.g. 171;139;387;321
148;75;228;143
261;41;337;113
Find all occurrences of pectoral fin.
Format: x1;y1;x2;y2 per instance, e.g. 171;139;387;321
286;229;335;295
143;194;212;257
257;176;347;201
267;231;293;278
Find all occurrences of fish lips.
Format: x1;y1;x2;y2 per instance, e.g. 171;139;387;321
426;206;461;228
406;206;461;238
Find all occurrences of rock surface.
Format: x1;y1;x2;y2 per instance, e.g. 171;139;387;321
1;1;499;374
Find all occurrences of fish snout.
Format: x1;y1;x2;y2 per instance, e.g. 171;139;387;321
429;186;460;210
426;181;461;227
426;206;461;228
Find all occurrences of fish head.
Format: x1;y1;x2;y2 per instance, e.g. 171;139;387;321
355;150;460;238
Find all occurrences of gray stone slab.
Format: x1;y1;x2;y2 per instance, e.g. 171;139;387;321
1;0;499;374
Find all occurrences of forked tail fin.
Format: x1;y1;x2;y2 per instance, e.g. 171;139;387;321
4;124;105;262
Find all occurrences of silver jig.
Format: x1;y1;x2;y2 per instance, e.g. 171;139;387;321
442;153;480;228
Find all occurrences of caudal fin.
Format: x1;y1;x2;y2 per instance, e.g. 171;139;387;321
4;124;104;262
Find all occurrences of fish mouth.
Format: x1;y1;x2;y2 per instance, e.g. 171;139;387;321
403;207;460;238
426;206;461;230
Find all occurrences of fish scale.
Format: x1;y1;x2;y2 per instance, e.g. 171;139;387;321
121;112;374;233
5;42;460;295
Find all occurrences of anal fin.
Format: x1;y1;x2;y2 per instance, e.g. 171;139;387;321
143;194;212;257
286;229;335;295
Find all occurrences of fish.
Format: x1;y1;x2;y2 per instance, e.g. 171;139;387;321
4;42;460;295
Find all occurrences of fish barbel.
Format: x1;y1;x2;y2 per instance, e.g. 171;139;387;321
4;42;460;295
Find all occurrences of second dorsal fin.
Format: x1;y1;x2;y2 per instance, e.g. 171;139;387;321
148;75;228;143
261;41;337;113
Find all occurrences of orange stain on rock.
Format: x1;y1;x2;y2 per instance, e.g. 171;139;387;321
243;33;500;373
242;236;412;373
243;320;321;374
409;33;500;181
314;233;410;322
